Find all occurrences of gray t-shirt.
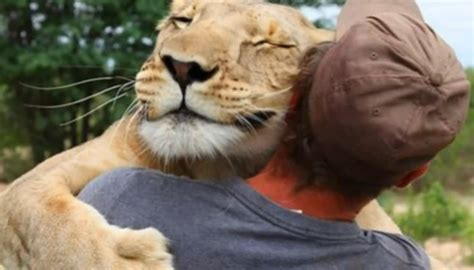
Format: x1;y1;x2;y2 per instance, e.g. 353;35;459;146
79;168;430;270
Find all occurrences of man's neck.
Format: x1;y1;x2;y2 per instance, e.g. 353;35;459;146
247;151;369;222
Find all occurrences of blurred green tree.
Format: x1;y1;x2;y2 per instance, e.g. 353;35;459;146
0;0;169;165
0;0;343;181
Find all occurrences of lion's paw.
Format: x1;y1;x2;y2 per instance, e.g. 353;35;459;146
113;227;173;269
0;188;174;270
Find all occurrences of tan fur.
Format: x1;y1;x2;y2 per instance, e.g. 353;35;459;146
0;0;437;269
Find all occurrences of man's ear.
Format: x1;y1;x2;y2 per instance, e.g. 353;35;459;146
395;164;429;188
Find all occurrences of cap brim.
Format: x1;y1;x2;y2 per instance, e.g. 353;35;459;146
337;0;424;41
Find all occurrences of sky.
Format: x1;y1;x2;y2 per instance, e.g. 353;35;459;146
299;0;474;67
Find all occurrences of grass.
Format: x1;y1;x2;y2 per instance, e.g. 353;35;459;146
380;182;474;265
396;183;471;240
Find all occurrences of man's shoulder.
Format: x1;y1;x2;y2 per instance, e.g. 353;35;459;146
78;167;228;208
366;230;431;269
83;167;222;191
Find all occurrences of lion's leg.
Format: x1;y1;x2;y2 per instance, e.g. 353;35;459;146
0;123;173;269
355;200;402;234
0;183;172;269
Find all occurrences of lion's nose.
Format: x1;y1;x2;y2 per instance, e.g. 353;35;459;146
162;55;218;95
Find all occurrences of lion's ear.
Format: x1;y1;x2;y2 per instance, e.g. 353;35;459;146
310;29;335;44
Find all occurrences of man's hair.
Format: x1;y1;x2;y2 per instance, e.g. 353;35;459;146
284;42;390;199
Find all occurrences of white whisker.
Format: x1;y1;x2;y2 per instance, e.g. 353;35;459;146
251;86;293;100
125;108;141;145
244;113;270;129
60;92;129;126
207;136;236;174
133;141;153;163
20;76;133;91
24;83;132;109
123;99;140;118
108;98;140;148
112;81;136;110
245;102;286;115
234;113;258;134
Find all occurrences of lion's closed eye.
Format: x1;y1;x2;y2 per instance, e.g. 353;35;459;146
253;39;297;49
171;16;193;29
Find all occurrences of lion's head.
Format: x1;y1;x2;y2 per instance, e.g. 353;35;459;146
134;0;333;177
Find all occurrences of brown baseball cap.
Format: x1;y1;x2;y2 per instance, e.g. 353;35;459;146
308;0;471;188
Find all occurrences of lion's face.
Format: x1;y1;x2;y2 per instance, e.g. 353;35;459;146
135;0;333;165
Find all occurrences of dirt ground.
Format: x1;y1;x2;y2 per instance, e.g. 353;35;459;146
393;200;474;269
426;238;473;269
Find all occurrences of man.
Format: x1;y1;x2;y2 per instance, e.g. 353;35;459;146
79;0;470;269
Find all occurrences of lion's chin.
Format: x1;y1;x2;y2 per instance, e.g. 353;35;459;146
139;114;284;166
139;114;246;162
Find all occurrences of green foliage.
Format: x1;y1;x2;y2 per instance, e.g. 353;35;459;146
463;217;474;264
0;148;34;182
467;68;474;107
388;182;474;265
0;0;169;176
0;85;26;150
395;182;471;240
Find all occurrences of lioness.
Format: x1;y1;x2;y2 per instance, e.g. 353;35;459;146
0;0;404;269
